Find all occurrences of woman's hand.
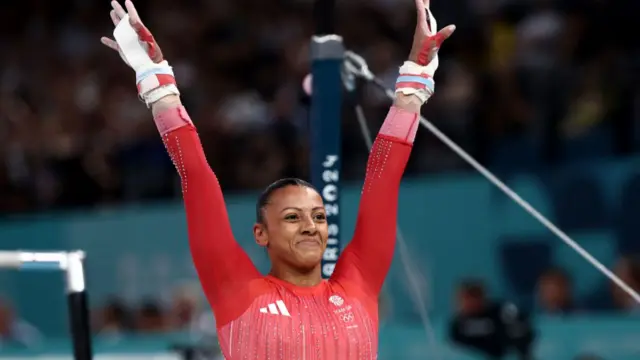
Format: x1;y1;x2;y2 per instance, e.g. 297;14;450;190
408;0;456;68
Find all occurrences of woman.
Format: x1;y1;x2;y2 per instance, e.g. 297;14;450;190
102;0;454;358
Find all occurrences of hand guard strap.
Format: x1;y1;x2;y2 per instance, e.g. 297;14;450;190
395;61;434;104
113;15;180;107
136;62;180;107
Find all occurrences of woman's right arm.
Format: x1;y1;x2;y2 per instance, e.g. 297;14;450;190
151;96;260;311
101;0;260;315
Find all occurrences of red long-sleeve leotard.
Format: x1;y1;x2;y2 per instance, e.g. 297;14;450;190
156;104;419;359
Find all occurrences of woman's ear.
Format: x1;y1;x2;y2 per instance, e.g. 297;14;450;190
253;223;268;247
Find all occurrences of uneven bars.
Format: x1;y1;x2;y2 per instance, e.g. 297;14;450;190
0;250;93;360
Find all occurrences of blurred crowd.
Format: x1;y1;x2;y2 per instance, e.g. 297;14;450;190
2;254;638;346
0;282;217;347
91;282;218;338
447;253;640;358
0;0;637;214
454;254;640;318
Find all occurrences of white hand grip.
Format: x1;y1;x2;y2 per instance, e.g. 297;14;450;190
113;14;154;71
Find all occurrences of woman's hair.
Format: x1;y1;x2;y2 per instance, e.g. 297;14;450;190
256;178;317;224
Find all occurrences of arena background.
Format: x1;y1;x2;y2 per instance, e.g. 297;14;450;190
0;0;639;359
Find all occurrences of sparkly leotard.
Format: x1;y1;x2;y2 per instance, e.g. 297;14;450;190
154;105;419;359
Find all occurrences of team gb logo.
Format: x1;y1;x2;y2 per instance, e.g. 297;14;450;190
329;295;344;306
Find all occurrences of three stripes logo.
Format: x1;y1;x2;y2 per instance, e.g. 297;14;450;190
259;300;291;317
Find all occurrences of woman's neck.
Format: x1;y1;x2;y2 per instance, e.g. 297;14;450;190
269;264;323;287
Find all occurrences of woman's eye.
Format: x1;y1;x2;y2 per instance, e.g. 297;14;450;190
285;214;298;220
314;213;326;221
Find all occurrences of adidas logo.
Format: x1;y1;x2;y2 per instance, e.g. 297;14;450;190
259;300;291;317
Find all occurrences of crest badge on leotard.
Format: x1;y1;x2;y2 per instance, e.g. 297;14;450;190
329;295;344;306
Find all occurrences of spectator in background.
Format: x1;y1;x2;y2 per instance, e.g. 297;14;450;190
449;280;506;358
169;282;217;338
536;267;578;315
168;283;222;359
0;298;42;348
135;300;168;333
94;297;133;336
449;279;535;359
611;255;640;313
170;284;200;331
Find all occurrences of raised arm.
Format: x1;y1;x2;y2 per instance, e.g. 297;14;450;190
332;0;455;297
101;1;260;314
330;98;419;296
152;98;260;310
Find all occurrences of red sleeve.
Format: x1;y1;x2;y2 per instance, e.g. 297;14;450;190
154;106;260;314
331;106;419;297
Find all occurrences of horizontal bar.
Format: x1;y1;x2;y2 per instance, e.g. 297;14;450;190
0;251;21;268
0;251;85;271
20;262;62;271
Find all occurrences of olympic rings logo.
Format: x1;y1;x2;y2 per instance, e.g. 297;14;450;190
340;312;354;323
